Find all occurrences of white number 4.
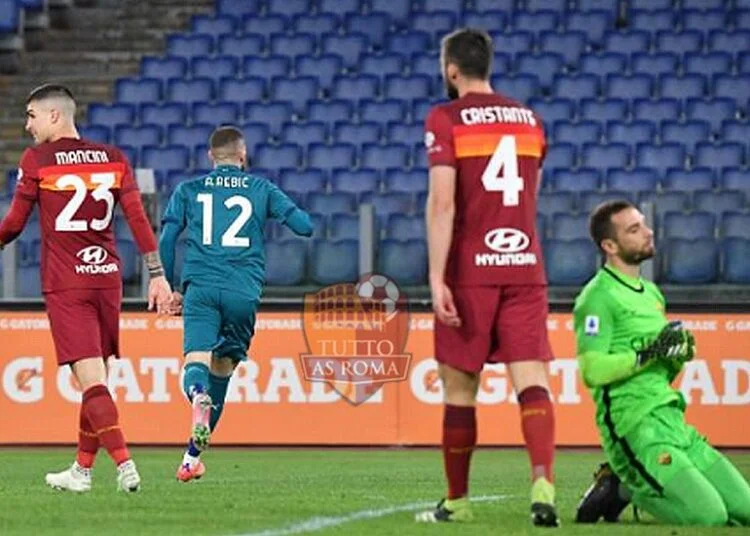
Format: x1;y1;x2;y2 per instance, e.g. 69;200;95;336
481;135;524;207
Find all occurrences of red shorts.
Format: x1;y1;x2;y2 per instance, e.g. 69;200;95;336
44;287;122;366
435;285;553;373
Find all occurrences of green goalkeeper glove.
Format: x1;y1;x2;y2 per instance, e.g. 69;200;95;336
636;321;696;367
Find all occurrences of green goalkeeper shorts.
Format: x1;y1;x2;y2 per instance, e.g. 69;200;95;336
604;402;720;499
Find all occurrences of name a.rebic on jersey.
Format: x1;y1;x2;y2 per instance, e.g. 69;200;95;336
204;176;250;188
475;227;538;267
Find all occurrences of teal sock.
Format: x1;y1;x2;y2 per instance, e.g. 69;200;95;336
208;372;231;432
182;362;210;402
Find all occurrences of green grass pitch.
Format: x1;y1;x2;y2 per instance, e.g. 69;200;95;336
0;448;748;535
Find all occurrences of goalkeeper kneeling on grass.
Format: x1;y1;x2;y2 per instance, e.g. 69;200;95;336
572;200;750;527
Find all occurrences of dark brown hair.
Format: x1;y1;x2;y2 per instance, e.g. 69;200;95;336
441;28;493;80
589;200;636;253
209;126;244;151
26;83;75;104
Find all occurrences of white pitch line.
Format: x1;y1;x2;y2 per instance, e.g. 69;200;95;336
234;494;510;536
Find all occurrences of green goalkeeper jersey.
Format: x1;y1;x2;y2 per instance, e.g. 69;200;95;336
573;265;685;439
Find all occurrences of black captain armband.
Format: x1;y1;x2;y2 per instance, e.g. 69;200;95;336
145;251;165;279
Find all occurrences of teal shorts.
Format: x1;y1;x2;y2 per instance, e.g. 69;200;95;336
183;284;258;362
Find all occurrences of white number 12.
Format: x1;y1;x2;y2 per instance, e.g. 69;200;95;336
197;193;253;247
481;135;524;207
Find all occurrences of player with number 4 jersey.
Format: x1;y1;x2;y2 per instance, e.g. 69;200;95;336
416;29;558;527
0;84;172;493
159;126;312;482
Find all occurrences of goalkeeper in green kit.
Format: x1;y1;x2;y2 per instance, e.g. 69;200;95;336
573;200;750;527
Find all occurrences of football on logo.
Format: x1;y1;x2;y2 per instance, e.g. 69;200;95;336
76;245;108;265
356;274;400;319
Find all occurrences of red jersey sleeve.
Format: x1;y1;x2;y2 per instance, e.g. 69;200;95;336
424;106;456;168
0;149;39;245
118;149;139;196
117;149;158;254
15;148;41;201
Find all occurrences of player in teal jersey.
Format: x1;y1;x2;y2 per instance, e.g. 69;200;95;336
159;126;313;481
573;200;750;526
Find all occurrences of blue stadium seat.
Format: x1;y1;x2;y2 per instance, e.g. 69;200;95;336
544;239;598;285
384;169;427;194
663;168;715;192
540;31;586;65
713;75;750;109
217;35;264;59
684;51;732;78
490;31;534;58
192;55;237;80
378;239;427;285
604;31;650;56
709;30;750;55
386;31;431;59
272;76;319;115
581;143;630;170
636;143;686;173
722;238;750;283
631;52;679;78
607;121;656;146
88;103;135;129
721;213;750;238
580;191;637;213
630;9;674;34
360;99;405;124
308;100;354;124
545;144;577;170
660;74;706;101
413;145;429;168
387;123;423;146
296;55;343;90
551;214;589;240
657;31;704;55
116;78;161;105
166;34;214;59
683;9;726;36
662;238;719;284
474;0;515;11
332;74;380;102
193;146;211;170
721;169;750;196
739;50;750;73
694;190;746;216
721;121;750;146
192;14;235;37
423;0;463;12
141;56;188;82
115;125;162;150
695;142;745;170
311;240;359;284
384;74;432;101
308;192;356;215
606;168;659;193
320;0;361;16
362;192;414;221
685;98;737;133
370;0;411;24
265;240;307;285
308;143;356;170
580;53;628;79
243;14;287;38
79;125;110;144
632;98;680;124
663;211;716;239
386;215;425;240
606;74;653;100
517;53;564;89
410;52;440;79
580;99;627;124
167;78;213;105
492;74;540;103
216;0;262;19
362;53;405;78
323;33;369;68
240;123;271;151
683;0;725;10
281;122;327;148
255;144;302;170
528;0;566;11
17;265;41;298
514;11;559;36
554;122;601;146
295;13;339;37
640;191;689;221
244;102;293;136
529;98;575;126
553;168;601;193
218;77;265;105
193;102;239;126
348;12;391;47
567;10;611;44
267;0;309;17
328;214;359;240
270;33;316;59
119;146;139;167
361;144;410;170
537;192;575;216
334;122;381;145
661;120;710;154
413;99;439;124
462;10;507;33
141;146;190;173
278;168;327;197
330;168;380;197
117;239;138;283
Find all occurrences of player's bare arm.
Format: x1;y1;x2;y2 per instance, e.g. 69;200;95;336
427;165;460;328
144;250;172;314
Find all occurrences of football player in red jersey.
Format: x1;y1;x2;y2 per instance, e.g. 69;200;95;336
0;84;172;492
415;29;558;527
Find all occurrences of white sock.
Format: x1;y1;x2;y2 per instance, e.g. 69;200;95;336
72;461;91;477
182;452;200;468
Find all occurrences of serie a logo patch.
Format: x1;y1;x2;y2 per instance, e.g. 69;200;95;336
584;315;600;336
